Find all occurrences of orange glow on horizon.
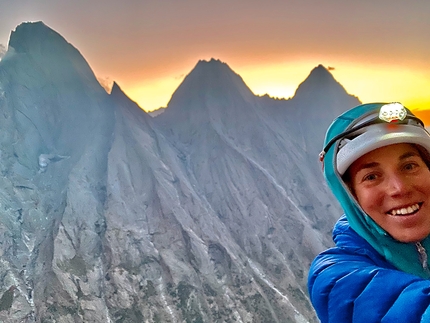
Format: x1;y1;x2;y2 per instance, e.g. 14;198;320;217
119;60;430;126
125;76;182;111
412;109;430;127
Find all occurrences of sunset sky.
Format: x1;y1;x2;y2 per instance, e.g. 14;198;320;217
0;0;430;120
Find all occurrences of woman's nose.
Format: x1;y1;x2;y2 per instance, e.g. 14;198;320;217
385;174;410;196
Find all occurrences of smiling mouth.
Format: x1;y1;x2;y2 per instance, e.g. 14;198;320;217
388;203;422;216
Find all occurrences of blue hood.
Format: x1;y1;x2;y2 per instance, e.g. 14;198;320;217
323;102;430;278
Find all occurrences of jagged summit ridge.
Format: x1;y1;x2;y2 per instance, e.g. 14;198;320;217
293;64;349;98
10;21;71;54
290;64;360;119
166;58;254;110
307;64;337;84
110;81;129;100
196;57;225;66
6;21;98;88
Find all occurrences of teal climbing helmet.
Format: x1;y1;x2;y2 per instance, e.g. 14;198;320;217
320;102;430;175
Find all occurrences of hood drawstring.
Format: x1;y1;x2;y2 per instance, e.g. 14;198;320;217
415;242;428;270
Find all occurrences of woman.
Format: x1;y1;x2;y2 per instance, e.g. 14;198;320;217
308;102;430;322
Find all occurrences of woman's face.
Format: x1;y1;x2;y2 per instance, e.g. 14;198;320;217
349;143;430;243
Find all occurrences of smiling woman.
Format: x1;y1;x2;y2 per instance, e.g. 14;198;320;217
347;143;430;243
309;102;430;323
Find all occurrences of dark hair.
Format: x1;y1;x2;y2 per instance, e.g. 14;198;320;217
341;171;355;196
413;144;430;170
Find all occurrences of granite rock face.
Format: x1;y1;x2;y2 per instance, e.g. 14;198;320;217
0;22;360;322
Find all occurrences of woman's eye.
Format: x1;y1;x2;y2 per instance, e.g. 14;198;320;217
363;173;377;181
404;162;418;171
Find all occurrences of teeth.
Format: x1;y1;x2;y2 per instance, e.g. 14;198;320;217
390;204;420;216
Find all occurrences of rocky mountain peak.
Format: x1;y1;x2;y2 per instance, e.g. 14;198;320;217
110;81;137;107
9;21;69;55
110;81;126;99
293;64;346;99
166;58;254;111
308;64;337;85
110;81;153;125
7;21;98;88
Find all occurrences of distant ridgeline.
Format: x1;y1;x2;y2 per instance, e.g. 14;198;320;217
0;21;359;322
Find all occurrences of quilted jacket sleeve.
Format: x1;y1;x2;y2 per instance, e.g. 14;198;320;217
308;247;430;323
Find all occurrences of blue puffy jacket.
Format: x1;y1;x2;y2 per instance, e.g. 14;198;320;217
308;215;430;323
